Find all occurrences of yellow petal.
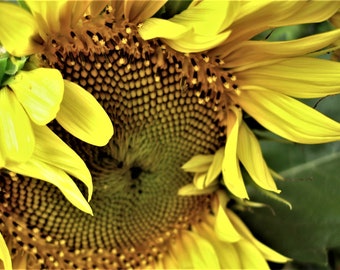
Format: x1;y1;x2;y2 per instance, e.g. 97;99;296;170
228;209;290;263
0;3;41;56
238;57;340;98
0;232;12;270
174;230;220;269
171;0;239;36
226;1;338;47
237;89;340;144
124;0;167;23
178;183;217;196
205;148;224;186
33;125;93;201
6;157;93;215
9;68;64;125
221;1;304;48
0;87;34;163
140;0;234;53
235;239;270;270
238;122;280;193
26;0;69;36
162;31;231;53
193;172;209;189
181;154;213;173
270;1;340;27
214;192;241;242
0;151;5;168
222;106;249;199
222;29;340;68
193;220;242;269
139;18;189;40
56;80;113;146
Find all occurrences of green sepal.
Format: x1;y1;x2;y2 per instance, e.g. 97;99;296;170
5;56;27;76
0;49;9;85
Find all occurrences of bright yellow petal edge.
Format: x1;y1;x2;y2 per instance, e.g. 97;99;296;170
159;190;290;269
56;80;114;147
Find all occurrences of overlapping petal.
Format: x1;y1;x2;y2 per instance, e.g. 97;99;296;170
0;87;34;164
0;3;41;56
138;18;189;40
123;0;167;23
225;1;339;47
236;89;340;144
222;106;248;199
238;122;280;193
139;0;237;52
221;29;340;68
235;239;270;269
214;192;241;242
193;220;242;269
228;209;290;263
8;68;64;125
170;230;220;269
56;80;113;146
182;154;213;173
5;146;93;215
238;57;340;98
25;0;69;36
32;125;93;201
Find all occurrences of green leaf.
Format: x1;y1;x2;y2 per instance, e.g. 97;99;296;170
238;95;340;267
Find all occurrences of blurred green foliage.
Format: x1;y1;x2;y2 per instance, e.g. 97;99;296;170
240;23;340;270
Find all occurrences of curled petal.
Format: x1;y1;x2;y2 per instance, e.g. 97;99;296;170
222;29;340;68
139;18;189;40
9;68;64;125
6;156;93;215
222;106;248;199
33;125;93;201
0;87;34;163
182;154;213;173
139;0;235;53
215;205;241;243
56;80;113;146
236;89;340;144
161;30;231;53
184;0;240;35
178;183;217;196
205;148;224;187
238;57;340;98
228;209;290;263
238;122;280;193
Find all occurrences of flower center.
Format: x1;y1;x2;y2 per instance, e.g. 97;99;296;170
0;10;237;269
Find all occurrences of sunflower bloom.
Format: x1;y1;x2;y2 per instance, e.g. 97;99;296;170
0;0;339;269
141;0;340;198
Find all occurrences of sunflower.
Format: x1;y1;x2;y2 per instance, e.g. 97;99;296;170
0;0;340;269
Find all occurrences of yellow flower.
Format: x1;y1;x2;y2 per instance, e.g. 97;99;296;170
152;191;289;269
0;3;114;211
141;0;340;198
0;65;93;209
0;0;339;269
